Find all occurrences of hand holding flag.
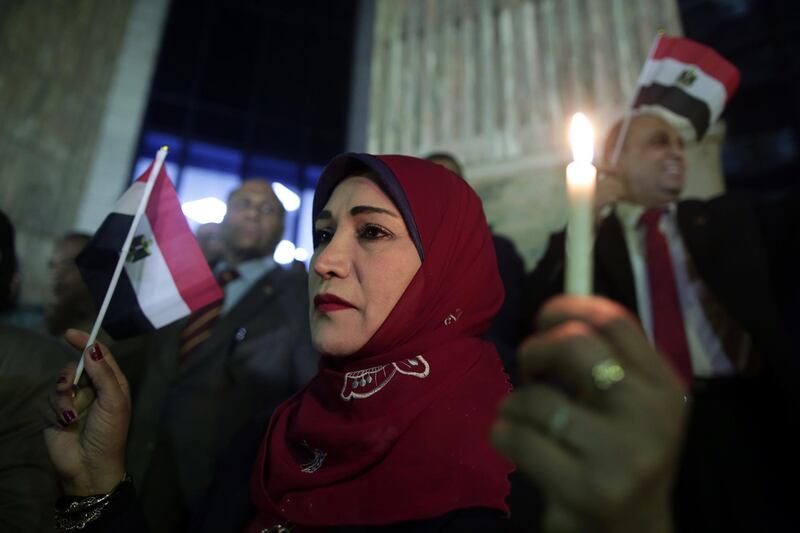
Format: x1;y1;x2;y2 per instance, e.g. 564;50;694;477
608;33;741;168
632;34;741;140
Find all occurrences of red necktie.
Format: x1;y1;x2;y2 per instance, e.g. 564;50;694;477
639;209;692;388
178;268;239;366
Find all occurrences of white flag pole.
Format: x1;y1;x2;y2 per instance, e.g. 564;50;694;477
608;31;664;168
73;146;169;385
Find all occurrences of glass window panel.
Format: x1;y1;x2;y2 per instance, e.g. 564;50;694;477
280;209;298;247
247;156;300;187
294;188;315;268
272;182;301;212
177;166;241;232
186;141;243;174
141;131;183;159
131;158;180;185
304;165;323;188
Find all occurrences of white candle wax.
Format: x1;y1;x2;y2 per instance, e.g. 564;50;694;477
565;112;597;295
565;161;597;295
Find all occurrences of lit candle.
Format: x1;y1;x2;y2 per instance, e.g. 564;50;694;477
565;113;597;295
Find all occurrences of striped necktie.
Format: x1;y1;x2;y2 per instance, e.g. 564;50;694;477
178;268;239;366
639;209;693;388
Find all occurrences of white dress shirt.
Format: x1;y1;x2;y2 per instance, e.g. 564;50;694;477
614;202;740;377
215;256;278;315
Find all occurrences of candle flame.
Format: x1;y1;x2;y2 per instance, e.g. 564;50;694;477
569;113;594;164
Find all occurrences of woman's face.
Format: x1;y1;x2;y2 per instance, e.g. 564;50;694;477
309;176;421;357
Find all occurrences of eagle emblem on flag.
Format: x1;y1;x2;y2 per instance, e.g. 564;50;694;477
77;160;223;340
676;68;698;87
631;35;740;139
127;234;152;263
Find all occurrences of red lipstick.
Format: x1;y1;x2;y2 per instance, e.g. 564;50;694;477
314;293;356;313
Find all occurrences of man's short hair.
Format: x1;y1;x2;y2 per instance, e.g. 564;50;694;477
424;152;464;177
227;179;287;216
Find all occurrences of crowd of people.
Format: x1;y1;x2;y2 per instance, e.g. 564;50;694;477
0;110;796;532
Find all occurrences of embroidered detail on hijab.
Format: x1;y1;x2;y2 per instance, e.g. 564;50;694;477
299;440;328;474
340;356;430;401
444;308;463;325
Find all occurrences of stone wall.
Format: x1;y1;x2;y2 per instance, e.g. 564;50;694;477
0;0;167;305
364;0;724;268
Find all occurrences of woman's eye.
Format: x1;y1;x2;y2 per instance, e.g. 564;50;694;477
358;224;391;241
314;228;334;245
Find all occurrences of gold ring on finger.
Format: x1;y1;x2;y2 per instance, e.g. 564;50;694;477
591;358;625;391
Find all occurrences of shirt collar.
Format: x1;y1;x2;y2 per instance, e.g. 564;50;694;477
216;255;277;282
615;201;677;229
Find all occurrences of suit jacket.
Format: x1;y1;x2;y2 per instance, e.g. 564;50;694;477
0;326;74;533
524;195;793;379
125;265;318;532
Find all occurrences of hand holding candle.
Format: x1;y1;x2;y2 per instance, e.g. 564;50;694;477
565;113;597;295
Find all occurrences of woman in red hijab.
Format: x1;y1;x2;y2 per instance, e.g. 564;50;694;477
248;153;514;530
44;154;515;532
43;153;685;533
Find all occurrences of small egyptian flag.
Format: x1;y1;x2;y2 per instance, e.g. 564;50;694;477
77;163;223;339
633;35;741;139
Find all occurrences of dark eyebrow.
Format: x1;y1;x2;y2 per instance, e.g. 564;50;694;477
314;205;399;224
350;205;399;217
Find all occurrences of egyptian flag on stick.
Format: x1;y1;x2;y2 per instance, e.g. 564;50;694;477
632;34;741;140
74;148;223;383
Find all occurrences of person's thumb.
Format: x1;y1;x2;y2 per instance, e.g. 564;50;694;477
64;329;130;414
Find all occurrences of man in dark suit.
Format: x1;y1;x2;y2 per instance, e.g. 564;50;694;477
125;180;317;532
523;112;798;531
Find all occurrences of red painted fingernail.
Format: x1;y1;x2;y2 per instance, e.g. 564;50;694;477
56;376;67;384
89;344;103;361
62;410;77;425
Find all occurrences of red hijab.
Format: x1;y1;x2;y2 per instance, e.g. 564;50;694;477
248;154;512;530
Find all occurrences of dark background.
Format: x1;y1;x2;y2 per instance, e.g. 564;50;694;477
136;0;357;190
136;0;800;197
679;0;800;196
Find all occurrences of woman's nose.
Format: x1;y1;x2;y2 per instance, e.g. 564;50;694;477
312;236;351;280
